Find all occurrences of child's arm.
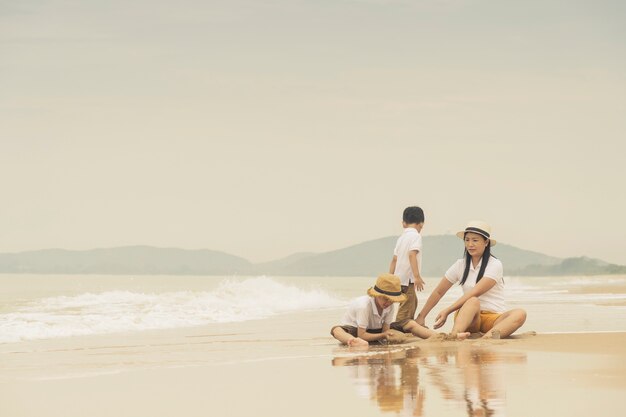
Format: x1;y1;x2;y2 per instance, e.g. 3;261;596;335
409;250;425;291
389;256;397;274
357;326;393;342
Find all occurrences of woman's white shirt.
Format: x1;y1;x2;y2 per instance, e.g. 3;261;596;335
444;257;507;313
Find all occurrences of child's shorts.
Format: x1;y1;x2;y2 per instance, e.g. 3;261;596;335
455;310;502;333
330;325;382;337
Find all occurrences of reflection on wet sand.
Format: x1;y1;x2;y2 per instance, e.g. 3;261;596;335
332;343;527;417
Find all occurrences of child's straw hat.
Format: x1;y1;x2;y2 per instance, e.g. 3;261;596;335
367;274;407;302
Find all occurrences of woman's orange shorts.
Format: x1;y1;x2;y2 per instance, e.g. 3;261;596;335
455;310;502;333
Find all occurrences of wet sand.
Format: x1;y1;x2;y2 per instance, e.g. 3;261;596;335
1;326;624;417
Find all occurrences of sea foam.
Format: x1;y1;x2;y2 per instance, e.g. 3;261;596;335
0;276;344;343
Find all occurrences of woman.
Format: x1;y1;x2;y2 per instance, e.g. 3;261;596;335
416;221;526;339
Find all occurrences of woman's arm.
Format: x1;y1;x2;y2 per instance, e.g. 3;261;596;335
416;278;453;326
445;277;496;314
433;277;497;328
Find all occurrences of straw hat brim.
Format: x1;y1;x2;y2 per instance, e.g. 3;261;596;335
367;287;407;303
456;230;497;246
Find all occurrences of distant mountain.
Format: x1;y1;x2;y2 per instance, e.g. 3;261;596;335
1;237;625;276
515;256;626;276
259;235;565;277
258;237;395;277
252;252;317;275
0;246;251;275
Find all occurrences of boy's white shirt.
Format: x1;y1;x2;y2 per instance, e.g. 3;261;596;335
393;228;423;286
445;257;507;313
341;295;396;329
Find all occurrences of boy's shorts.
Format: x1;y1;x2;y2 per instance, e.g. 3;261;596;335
330;325;382;338
330;319;412;338
455;310;502;333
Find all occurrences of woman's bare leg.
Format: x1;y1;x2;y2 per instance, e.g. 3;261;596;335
482;309;527;339
451;297;481;338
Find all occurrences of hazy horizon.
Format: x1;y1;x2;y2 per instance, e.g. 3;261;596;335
0;232;619;267
2;1;625;264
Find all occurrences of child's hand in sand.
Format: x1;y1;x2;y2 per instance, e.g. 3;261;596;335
384;330;407;344
433;310;449;329
382;330;398;340
347;337;368;347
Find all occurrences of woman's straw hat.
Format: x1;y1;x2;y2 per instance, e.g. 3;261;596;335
367;274;407;303
456;220;497;246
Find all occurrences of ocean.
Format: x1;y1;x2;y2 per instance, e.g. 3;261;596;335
2;273;626;344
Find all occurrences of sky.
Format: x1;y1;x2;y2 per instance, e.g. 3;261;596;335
1;0;625;265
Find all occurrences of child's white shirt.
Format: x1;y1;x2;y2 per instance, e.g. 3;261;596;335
341;295;396;329
393;228;423;286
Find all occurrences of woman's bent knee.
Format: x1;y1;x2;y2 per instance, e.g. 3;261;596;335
463;297;481;310
513;309;527;325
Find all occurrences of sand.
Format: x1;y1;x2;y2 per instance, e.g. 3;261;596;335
1;327;624;417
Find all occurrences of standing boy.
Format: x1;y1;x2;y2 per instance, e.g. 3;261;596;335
389;206;425;322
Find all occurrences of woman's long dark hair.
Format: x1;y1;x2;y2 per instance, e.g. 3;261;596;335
460;234;496;285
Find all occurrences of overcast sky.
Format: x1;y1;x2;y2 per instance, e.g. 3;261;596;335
1;0;625;265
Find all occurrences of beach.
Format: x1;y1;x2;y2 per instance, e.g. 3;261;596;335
1;274;625;416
